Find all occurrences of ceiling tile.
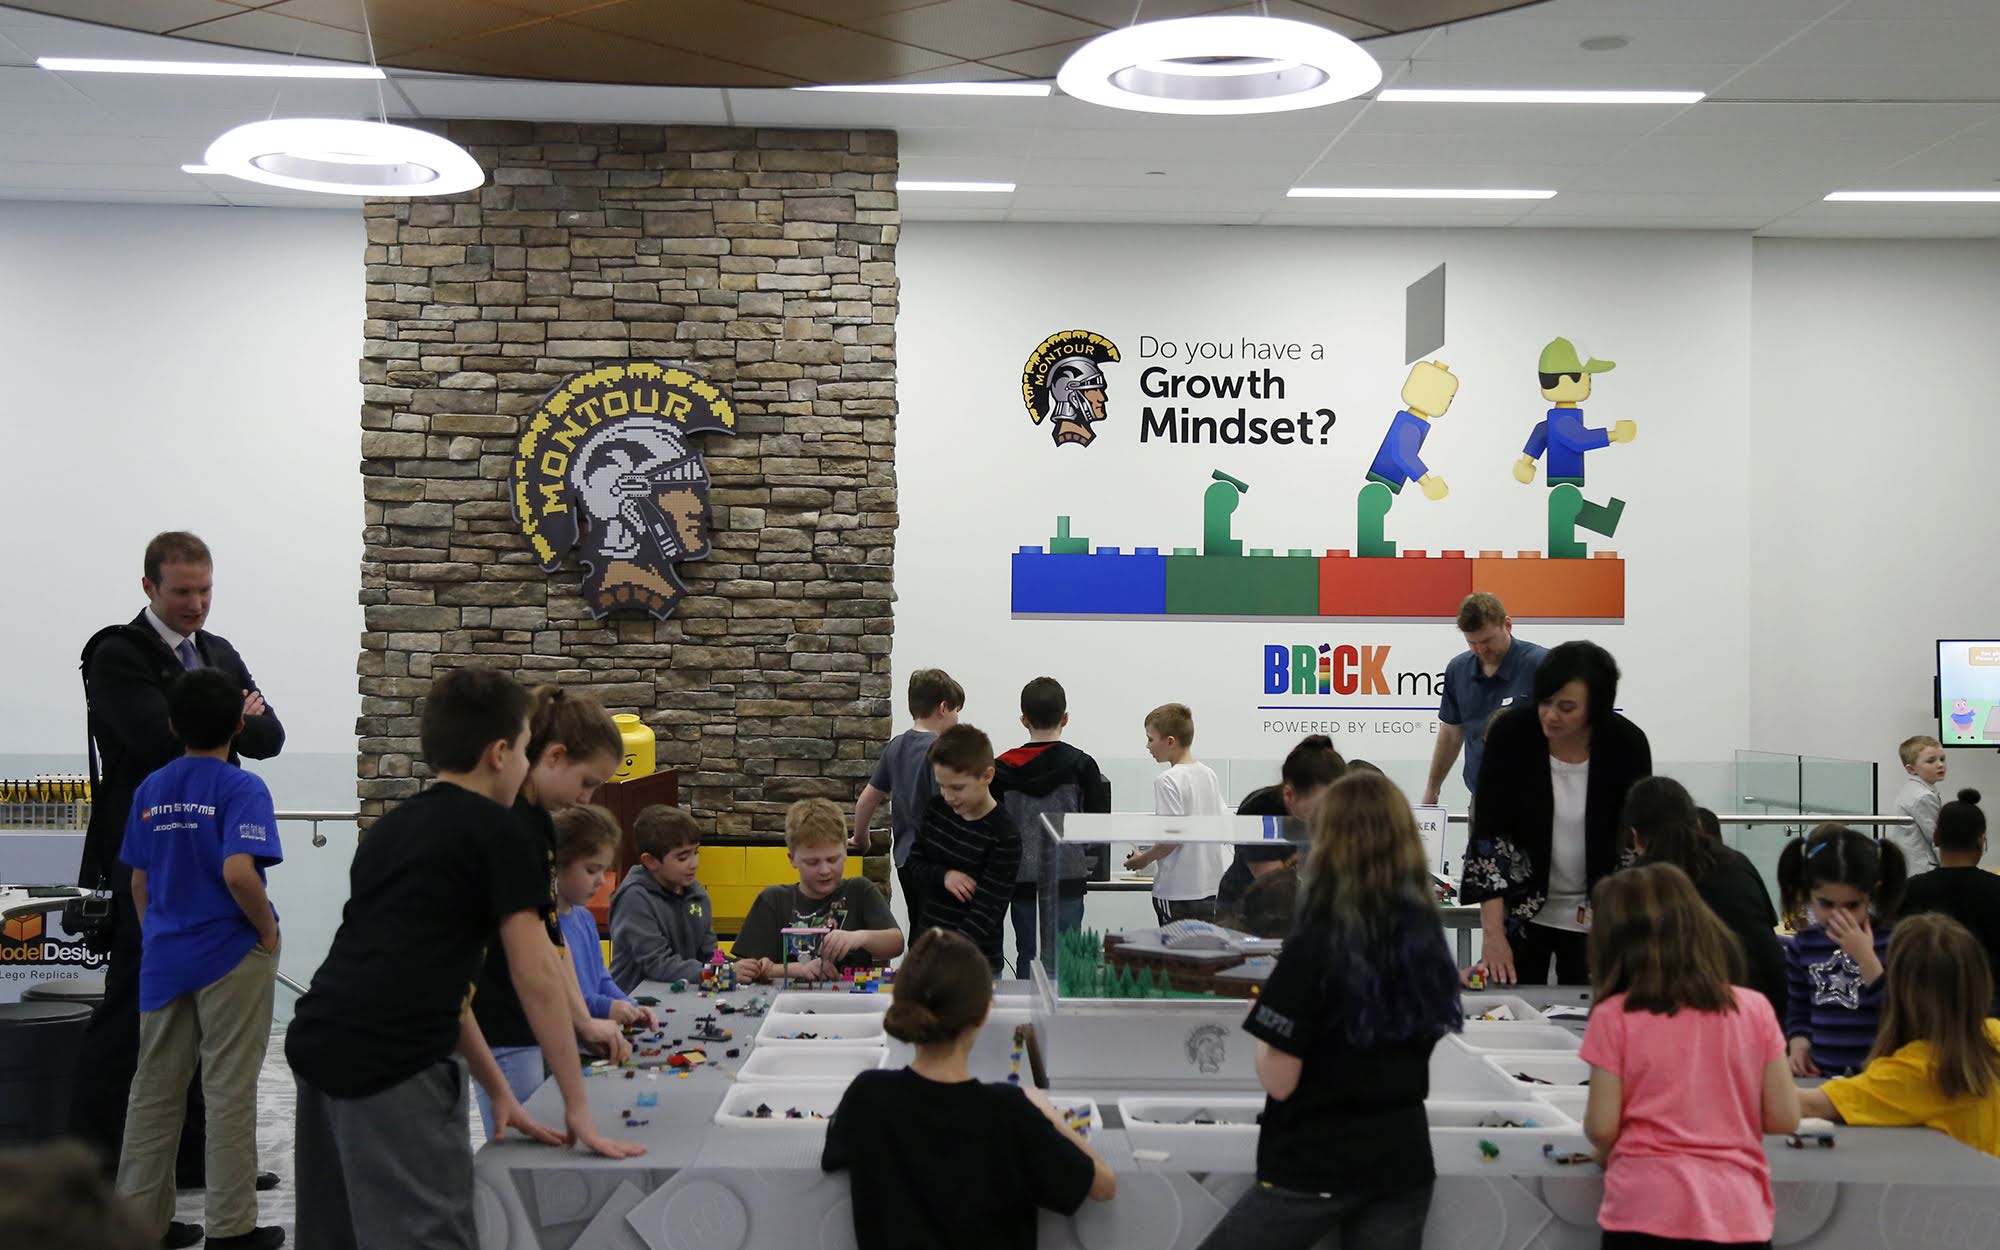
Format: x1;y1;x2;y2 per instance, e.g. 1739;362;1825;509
395;77;731;124
4;0;251;35
456;18;796;86
1040;92;1366;132
1006;208;1265;224
1007;183;1281;212
1767;17;2000;66
260;0;539;48
1719;63;2000;101
899;127;1037;158
1345;98;1673;137
854;0;1103;61
155;9;407;62
1647;102;1996;142
1325;130;1612;167
751;0;949;19
1027;125;1334;162
63;73;393;123
1406;14;1809;66
978;37;1087;78
0;186;227;204
877;59;1019;82
724;85;1050;126
1018;155;1305;188
1300;0;1543;31
1519;191;1812;218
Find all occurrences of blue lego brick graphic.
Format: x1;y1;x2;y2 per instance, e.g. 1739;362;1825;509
1013;550;1167;616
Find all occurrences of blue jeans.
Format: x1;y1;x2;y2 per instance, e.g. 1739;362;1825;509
1010;889;1085;976
473;1045;544;1141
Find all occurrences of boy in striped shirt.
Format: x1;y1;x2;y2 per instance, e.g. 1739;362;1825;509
907;725;1021;974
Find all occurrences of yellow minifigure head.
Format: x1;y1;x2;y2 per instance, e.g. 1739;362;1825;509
1402;359;1458;419
1538;337;1614;406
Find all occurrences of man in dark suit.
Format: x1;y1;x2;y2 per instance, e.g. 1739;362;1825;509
73;532;284;1195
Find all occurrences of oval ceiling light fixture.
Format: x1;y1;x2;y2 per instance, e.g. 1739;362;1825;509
199;118;485;197
1058;15;1381;115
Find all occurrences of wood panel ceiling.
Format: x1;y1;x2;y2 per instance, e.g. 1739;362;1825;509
12;0;1545;87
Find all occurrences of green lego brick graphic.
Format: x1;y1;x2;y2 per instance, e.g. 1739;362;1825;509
1165;552;1318;616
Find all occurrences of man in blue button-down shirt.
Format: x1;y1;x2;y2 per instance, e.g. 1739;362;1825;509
1423;593;1547;806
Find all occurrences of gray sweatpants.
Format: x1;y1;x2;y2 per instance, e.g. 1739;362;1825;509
294;1059;475;1250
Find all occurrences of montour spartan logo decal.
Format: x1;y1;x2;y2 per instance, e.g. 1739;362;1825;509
1022;330;1119;449
512;362;737;620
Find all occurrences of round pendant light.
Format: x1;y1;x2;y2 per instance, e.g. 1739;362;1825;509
198;118;485;196
1058;15;1382;115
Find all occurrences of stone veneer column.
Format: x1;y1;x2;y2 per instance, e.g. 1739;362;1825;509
356;122;898;836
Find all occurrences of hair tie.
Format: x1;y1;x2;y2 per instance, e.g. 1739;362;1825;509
1805;838;1832;858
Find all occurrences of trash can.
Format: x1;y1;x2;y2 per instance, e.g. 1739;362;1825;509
0;1001;93;1143
22;975;106;1007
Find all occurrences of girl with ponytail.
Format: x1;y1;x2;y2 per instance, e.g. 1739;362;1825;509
823;929;1114;1249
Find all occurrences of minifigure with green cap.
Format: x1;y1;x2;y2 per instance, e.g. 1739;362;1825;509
1514;337;1635;558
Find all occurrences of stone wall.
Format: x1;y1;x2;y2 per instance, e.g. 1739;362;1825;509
356;122;898;836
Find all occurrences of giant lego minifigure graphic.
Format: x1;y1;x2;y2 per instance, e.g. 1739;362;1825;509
1358;360;1459;558
1513;338;1635;558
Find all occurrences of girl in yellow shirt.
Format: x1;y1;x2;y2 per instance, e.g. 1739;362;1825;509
1799;913;2000;1157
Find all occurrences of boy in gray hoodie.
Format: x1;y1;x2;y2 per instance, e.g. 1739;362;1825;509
609;805;717;992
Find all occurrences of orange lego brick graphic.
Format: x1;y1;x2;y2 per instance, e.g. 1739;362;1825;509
1473;553;1624;620
3;914;43;942
1320;552;1473;619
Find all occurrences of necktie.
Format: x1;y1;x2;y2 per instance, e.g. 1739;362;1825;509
176;638;200;672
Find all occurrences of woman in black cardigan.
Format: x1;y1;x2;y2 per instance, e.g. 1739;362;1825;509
1460;641;1651;985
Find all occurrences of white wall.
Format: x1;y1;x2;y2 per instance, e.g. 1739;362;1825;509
1749;239;2000;812
896;224;1754;816
0;203;365;763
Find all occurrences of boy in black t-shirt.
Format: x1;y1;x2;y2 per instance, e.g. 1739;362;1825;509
734;799;905;982
906;725;1022;974
1903;790;2000;1012
285;669;643;1250
992;677;1111;977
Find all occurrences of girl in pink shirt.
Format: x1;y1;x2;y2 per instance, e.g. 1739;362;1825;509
1582;863;1802;1250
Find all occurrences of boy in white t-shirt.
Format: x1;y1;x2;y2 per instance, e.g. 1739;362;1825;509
1892;734;1947;872
1125;703;1228;924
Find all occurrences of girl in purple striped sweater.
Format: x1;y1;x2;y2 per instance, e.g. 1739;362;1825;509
1779;824;1907;1077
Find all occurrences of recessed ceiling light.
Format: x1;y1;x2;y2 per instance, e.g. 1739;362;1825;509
1288;187;1556;200
1378;88;1703;105
1059;16;1381;115
1825;190;2000;202
39;56;385;80
199;119;484;197
1579;35;1631;52
798;82;1050;97
896;180;1016;193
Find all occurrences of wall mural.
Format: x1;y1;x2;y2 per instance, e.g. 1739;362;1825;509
512;362;737;620
1011;267;1633;624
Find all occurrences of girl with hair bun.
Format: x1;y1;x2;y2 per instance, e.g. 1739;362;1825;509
1777;823;1907;1078
823;930;1114;1249
1902;789;2000;1010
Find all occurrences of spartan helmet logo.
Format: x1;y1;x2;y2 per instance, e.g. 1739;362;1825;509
574;418;712;567
513;362;736;620
1022;330;1120;449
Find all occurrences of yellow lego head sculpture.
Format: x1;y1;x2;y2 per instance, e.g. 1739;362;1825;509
1401;360;1459;419
1538;337;1614;405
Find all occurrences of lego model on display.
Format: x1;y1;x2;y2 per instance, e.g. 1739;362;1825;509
510;361;738;620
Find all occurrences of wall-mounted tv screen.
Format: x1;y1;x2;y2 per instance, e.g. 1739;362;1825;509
1938;640;2000;747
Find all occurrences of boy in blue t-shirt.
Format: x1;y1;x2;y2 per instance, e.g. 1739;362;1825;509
115;668;284;1250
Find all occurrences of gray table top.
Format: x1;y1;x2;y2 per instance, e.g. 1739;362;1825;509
476;979;2000;1187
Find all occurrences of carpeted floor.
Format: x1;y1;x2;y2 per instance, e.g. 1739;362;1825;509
169;1024;483;1244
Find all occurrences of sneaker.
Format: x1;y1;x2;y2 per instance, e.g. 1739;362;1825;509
255;1171;281;1192
207;1227;286;1250
163;1223;203;1249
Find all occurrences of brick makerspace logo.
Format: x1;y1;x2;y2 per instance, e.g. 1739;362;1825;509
1262;643;1443;699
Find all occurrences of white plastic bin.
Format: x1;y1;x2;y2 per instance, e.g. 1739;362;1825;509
768;991;890;1016
714;1081;845;1128
1460;993;1541;1023
1118;1096;1265;1154
1430;1036;1544;1101
1480;1052;1590;1087
737;1045;885;1083
755;1011;887;1046
1456;1022;1581;1052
